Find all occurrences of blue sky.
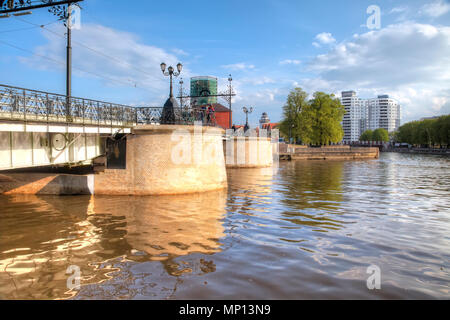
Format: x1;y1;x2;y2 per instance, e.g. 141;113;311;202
1;0;450;126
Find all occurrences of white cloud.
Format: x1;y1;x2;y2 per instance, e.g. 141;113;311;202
304;22;450;122
432;97;447;111
389;6;409;14
221;62;255;71
20;23;187;94
313;32;336;47
388;6;411;21
279;59;301;65
420;0;450;17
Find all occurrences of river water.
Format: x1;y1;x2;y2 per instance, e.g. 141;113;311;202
0;153;449;299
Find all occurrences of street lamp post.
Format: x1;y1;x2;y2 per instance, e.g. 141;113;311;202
228;74;233;129
243;107;253;132
178;78;184;108
160;62;182;124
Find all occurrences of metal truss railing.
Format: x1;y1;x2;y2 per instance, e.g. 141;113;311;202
0;84;141;127
0;84;218;127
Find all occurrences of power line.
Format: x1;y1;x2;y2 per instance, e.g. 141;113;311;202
0;19;59;34
0;26;38;34
14;16;166;84
0;38;146;89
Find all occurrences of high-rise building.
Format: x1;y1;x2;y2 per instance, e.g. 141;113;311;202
340;91;368;142
367;95;401;133
190;76;218;105
340;91;401;142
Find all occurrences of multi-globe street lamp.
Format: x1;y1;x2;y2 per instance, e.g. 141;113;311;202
160;62;182;124
243;106;253;132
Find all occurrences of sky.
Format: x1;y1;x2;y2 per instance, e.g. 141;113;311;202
0;0;450;126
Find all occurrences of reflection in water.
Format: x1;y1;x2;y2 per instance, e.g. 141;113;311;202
279;161;345;232
93;193;225;259
0;195;101;299
0;153;449;299
91;193;226;279
226;167;274;217
0;191;226;299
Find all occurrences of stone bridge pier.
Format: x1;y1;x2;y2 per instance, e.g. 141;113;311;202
94;125;227;195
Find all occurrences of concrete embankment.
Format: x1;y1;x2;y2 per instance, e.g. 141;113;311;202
280;145;379;161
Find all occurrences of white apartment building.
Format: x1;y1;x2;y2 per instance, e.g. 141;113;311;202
340;92;401;142
367;95;401;133
340;91;369;142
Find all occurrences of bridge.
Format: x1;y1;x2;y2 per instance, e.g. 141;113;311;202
0;84;205;170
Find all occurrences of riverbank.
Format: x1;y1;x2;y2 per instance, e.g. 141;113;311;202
280;145;379;161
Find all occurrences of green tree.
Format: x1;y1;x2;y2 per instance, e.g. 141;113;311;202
432;115;450;147
396;115;450;147
279;88;309;143
360;130;373;141
280;89;345;145
307;92;345;145
414;120;436;146
389;131;398;143
397;121;419;145
372;128;389;142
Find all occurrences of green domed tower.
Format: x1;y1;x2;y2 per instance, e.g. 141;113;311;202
190;76;218;105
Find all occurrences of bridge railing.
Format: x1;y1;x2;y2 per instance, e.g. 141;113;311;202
0;84;161;127
0;84;220;127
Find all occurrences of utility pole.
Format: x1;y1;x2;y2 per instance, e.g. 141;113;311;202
66;4;72;121
0;1;83;122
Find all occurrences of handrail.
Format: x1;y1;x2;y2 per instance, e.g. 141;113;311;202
0;83;133;107
0;84;219;127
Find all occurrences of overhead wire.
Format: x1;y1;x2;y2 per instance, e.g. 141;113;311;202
0;38;146;88
13;16;167;85
0;19;59;34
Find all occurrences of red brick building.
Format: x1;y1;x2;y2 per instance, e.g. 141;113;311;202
200;103;232;129
261;123;279;131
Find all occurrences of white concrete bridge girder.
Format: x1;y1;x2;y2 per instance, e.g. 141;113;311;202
0;122;131;170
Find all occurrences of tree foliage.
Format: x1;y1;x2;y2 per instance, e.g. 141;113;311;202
360;129;389;142
279;88;309;143
395;115;450;147
372;128;389;142
360;130;373;142
280;88;345;145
